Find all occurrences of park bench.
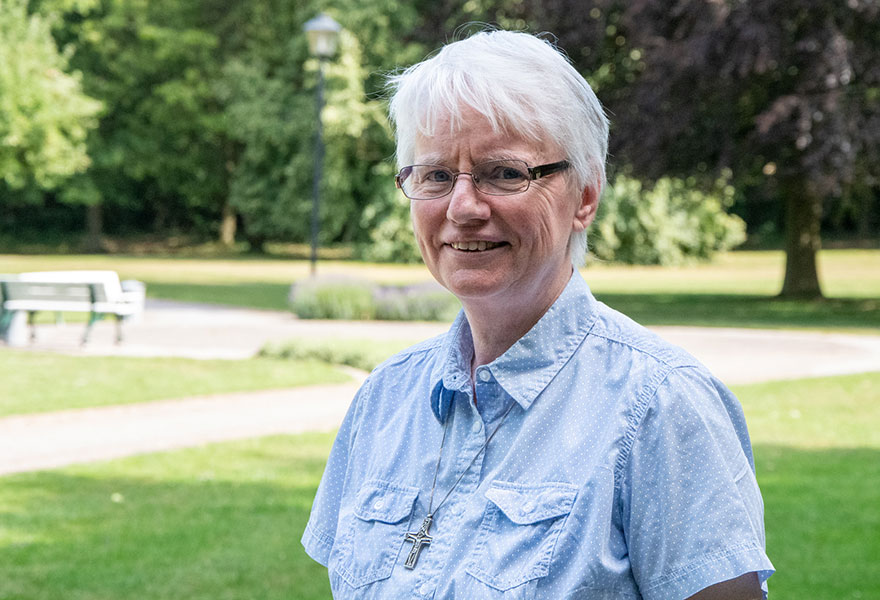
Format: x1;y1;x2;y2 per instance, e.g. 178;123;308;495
0;271;146;346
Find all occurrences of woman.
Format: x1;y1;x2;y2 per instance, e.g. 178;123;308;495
302;29;774;599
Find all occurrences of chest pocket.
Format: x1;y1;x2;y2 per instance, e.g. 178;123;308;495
331;480;420;589
466;480;578;592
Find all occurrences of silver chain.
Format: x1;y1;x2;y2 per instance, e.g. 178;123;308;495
426;399;517;518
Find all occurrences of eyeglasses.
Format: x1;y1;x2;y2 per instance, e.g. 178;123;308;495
395;159;570;201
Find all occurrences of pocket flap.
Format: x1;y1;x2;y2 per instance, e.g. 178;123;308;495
353;480;420;524
484;481;578;525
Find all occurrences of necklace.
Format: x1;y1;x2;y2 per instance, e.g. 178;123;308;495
403;400;517;570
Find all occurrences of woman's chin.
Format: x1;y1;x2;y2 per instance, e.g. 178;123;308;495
442;272;512;304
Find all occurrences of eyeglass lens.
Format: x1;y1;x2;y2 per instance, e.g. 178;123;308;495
399;159;531;200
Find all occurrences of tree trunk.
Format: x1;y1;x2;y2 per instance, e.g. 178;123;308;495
857;189;874;243
780;179;823;299
220;200;237;247
84;203;104;253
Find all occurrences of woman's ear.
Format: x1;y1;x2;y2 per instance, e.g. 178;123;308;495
572;182;600;232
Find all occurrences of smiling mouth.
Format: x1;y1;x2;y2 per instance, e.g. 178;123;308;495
449;241;506;252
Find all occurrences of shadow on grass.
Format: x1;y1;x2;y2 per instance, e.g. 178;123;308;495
145;282;293;312
596;293;880;330
755;444;880;599
141;283;880;331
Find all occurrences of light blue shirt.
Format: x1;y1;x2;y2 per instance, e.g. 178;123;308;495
303;271;774;599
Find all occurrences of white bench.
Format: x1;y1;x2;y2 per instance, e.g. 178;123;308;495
0;271;146;346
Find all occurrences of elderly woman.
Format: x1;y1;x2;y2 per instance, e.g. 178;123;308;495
302;30;774;599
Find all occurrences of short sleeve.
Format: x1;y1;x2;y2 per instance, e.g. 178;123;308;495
620;367;775;600
301;378;370;566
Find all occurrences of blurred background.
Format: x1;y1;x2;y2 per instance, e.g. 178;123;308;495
1;0;878;598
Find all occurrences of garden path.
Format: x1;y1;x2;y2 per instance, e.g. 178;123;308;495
2;300;880;476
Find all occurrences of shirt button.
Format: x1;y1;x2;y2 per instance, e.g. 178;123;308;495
478;369;491;382
472;421;483;433
419;583;431;596
372;498;385;510
521;501;536;513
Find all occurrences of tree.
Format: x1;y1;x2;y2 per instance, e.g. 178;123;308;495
526;0;879;298
37;0;234;249
27;0;425;251
211;0;424;251
0;0;100;194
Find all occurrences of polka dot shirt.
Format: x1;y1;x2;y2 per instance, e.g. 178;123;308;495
302;271;774;599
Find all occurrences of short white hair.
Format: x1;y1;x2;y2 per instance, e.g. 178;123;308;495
386;29;609;266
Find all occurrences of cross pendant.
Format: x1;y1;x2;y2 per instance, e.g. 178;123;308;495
403;514;434;569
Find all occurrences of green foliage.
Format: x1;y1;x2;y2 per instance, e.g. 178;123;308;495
358;193;424;263
289;277;460;321
220;24;402;248
0;0;100;191
18;0;425;247
591;173;747;265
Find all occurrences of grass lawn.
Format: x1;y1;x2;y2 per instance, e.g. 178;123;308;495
0;351;350;417
0;371;877;599
737;373;880;599
2;250;878;330
0;434;335;600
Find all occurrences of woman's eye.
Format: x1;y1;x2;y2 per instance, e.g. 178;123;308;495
500;167;526;180
486;165;526;180
426;169;452;182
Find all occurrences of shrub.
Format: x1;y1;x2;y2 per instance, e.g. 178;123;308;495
374;282;460;321
288;278;459;321
259;338;391;371
289;277;376;320
590;173;747;265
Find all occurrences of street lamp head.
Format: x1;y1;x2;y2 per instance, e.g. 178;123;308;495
304;13;342;59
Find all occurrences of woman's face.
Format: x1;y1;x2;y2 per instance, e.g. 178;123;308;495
409;110;597;315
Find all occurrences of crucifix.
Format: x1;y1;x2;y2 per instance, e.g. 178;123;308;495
403;514;434;569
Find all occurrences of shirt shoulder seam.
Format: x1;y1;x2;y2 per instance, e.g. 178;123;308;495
587;324;693;370
612;363;703;490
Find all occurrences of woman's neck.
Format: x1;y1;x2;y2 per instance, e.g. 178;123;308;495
463;270;571;374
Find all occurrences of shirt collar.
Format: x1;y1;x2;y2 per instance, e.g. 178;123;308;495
430;271;597;423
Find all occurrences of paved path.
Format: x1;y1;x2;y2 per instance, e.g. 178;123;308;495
0;372;367;477
2;300;880;476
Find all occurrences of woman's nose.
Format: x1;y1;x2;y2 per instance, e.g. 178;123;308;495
446;174;490;223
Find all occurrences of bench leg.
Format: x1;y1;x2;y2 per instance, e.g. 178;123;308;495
28;311;37;342
114;314;124;344
82;312;100;346
0;310;28;346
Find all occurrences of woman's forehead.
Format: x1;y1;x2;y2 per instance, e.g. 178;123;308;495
413;109;553;164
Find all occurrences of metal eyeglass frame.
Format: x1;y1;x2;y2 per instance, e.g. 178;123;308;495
395;159;571;200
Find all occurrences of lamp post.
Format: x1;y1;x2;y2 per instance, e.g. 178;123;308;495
303;13;341;277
